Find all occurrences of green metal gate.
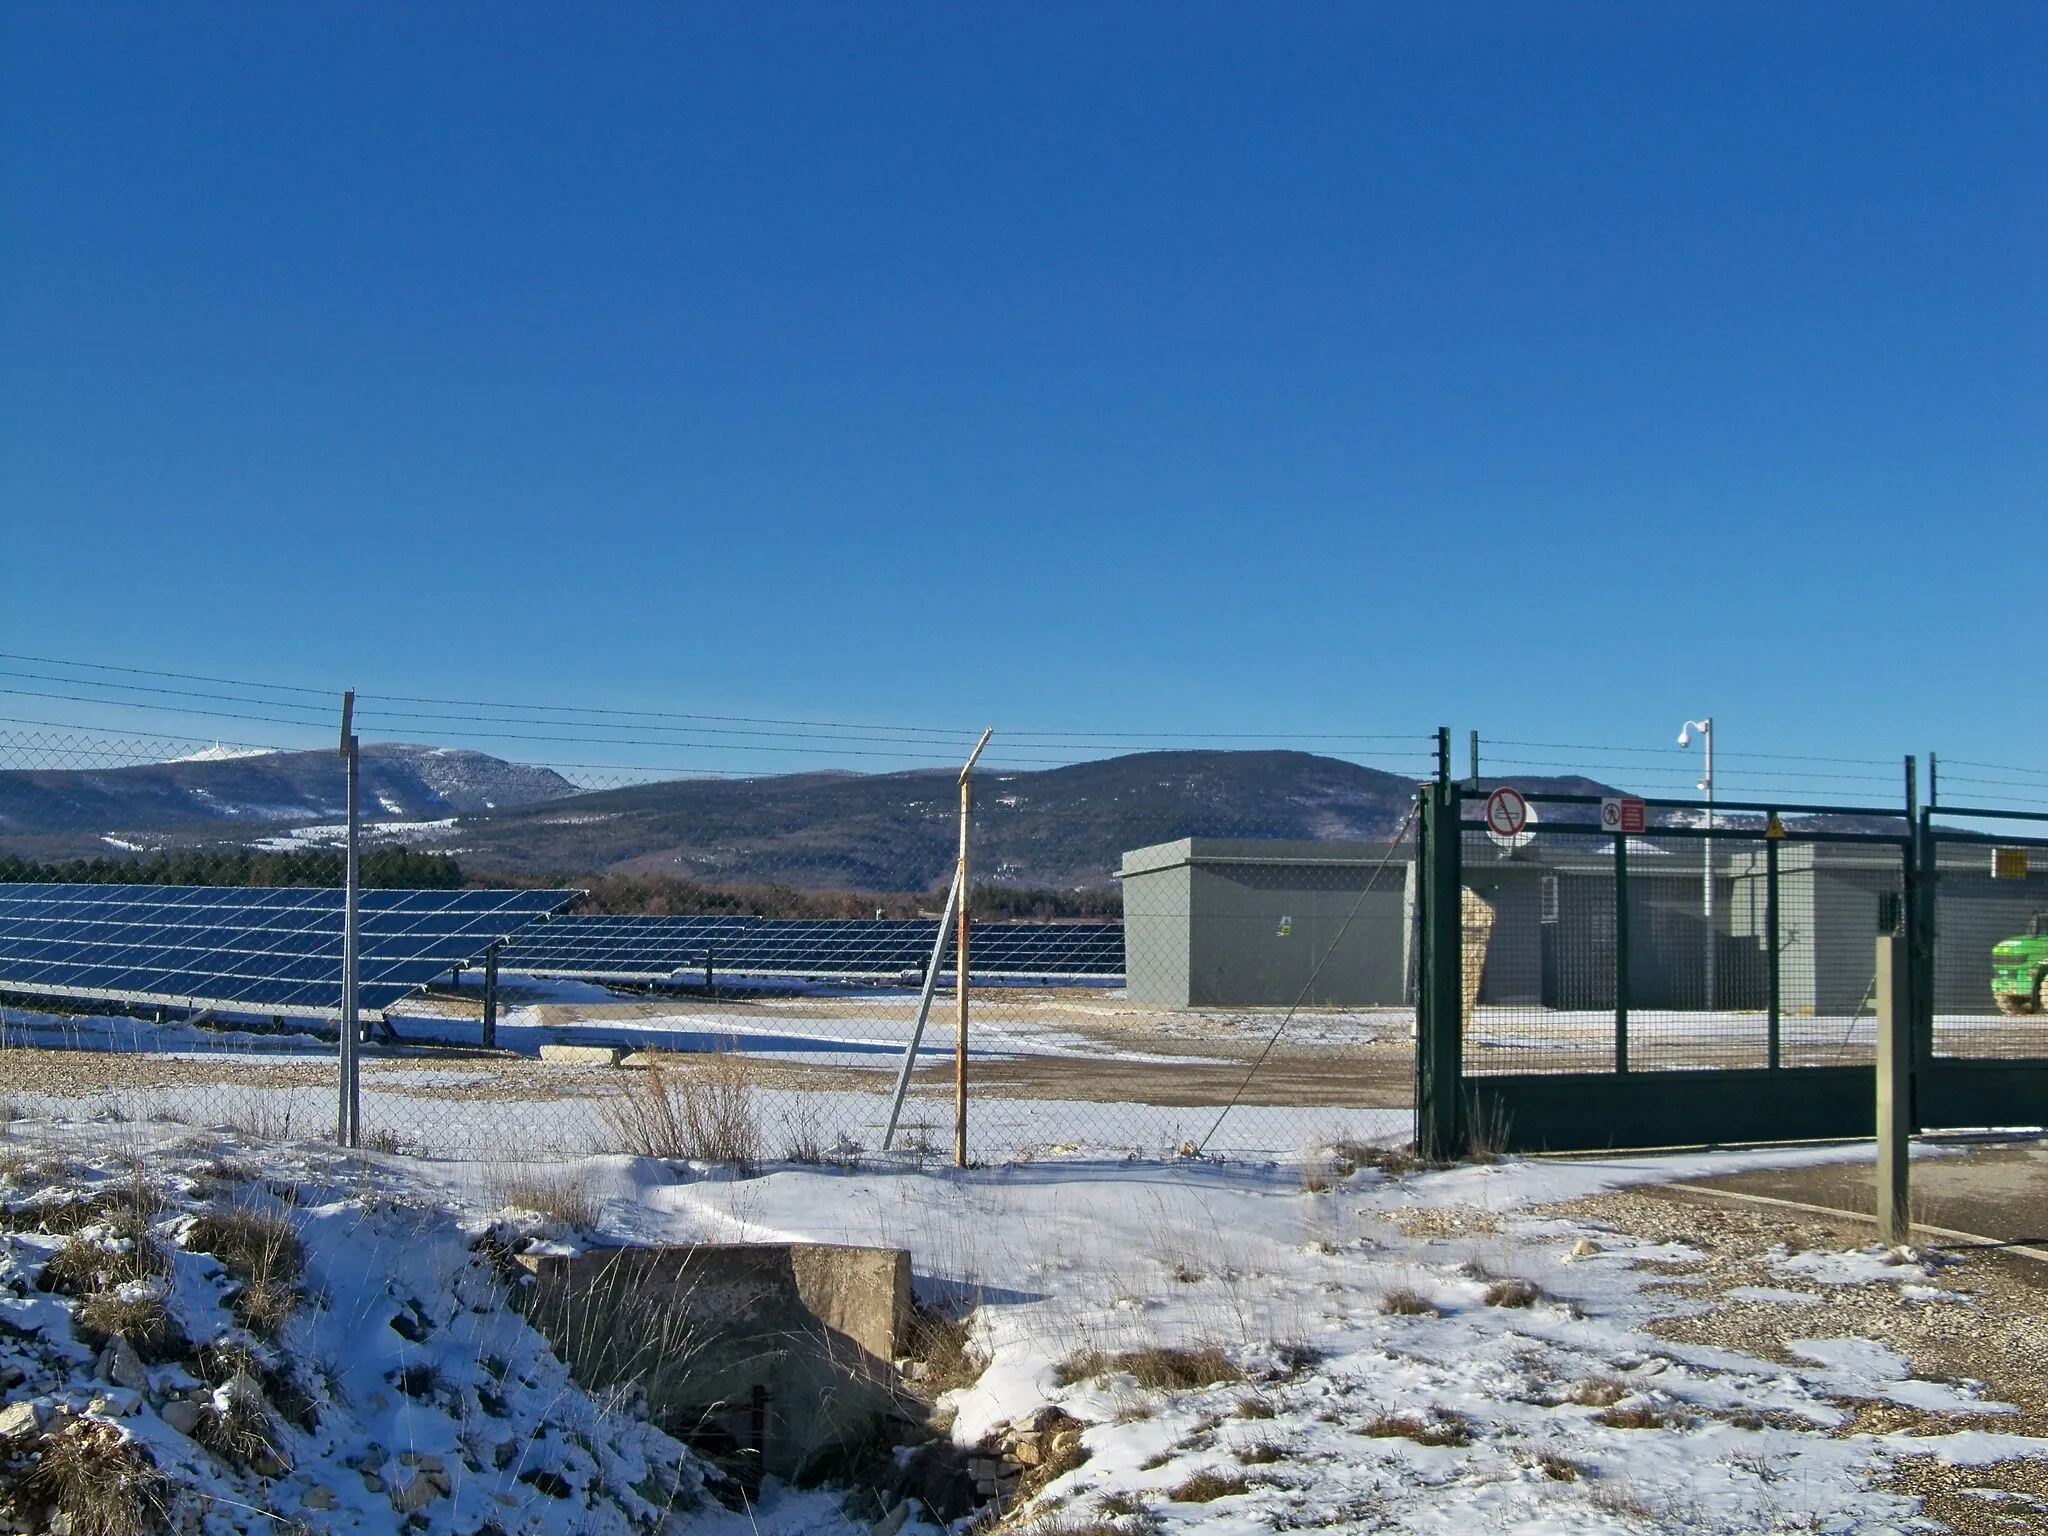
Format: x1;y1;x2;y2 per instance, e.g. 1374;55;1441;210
1416;732;2048;1156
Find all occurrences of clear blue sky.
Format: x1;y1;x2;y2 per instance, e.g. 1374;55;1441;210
2;4;2042;799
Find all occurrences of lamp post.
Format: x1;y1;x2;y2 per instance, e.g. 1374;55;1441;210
1678;717;1715;1010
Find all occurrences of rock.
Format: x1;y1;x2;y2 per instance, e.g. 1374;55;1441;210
1009;1437;1041;1466
968;1458;1001;1482
88;1390;142;1417
870;1499;915;1536
301;1487;336;1511
494;1438;519;1470
1048;1430;1080;1457
0;1366;24;1391
160;1399;205;1436
389;1473;445;1514
1565;1239;1600;1261
360;1472;386;1493
97;1336;148;1392
0;1401;49;1442
398;1451;445;1472
217;1372;267;1413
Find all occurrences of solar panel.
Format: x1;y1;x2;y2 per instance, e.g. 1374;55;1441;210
501;914;1125;982
0;884;575;1018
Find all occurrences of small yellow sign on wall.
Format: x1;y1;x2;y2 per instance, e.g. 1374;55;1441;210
1992;847;2030;880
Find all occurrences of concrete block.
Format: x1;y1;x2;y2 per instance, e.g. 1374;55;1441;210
518;1242;912;1483
539;1044;625;1066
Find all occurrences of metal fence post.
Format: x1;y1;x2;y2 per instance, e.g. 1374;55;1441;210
1613;828;1629;1075
1875;934;1911;1244
1416;733;1465;1160
337;691;360;1149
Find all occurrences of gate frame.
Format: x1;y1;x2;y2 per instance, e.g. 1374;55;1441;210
1414;742;1967;1155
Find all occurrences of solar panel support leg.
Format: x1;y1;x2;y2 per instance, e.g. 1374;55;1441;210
482;943;499;1049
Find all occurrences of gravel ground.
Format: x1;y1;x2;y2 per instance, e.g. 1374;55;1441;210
1533;1183;2048;1533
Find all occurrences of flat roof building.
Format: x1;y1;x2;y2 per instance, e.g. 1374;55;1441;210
1119;838;1413;1008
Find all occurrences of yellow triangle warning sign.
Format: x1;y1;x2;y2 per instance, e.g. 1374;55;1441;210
1765;812;1787;840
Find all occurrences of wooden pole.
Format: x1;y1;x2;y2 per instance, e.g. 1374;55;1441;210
954;727;992;1168
1875;934;1911;1245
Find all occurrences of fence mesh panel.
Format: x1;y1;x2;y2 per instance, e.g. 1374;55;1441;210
1929;836;2048;1061
1460;812;1908;1078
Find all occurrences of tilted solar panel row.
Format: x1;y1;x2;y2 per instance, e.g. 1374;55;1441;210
0;884;575;1017
501;914;1125;980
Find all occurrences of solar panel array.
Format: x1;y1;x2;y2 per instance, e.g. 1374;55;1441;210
0;884;574;1017
501;914;1125;981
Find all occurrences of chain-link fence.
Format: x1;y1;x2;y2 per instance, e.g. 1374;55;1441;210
10;681;2046;1167
0;700;1437;1166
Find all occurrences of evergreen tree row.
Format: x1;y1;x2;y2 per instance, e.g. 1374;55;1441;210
0;847;464;889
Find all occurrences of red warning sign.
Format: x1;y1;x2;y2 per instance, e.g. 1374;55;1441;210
1600;797;1647;834
1484;786;1529;839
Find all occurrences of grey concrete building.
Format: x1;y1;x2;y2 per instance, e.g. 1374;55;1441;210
1119;838;1414;1007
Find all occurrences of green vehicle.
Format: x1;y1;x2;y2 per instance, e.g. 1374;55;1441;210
1992;914;2048;1014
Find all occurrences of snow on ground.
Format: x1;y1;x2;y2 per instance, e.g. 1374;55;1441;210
0;1118;2038;1534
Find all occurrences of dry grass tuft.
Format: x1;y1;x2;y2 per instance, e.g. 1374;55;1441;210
76;1288;184;1362
195;1394;288;1475
1536;1451;1584;1482
1378;1286;1438;1317
1593;1398;1689;1431
1568;1377;1630;1408
1482;1278;1541;1308
1356;1411;1471;1448
1011;1518;1133;1536
599;1050;761;1165
1236;1439;1287;1465
904;1302;986;1394
185;1206;303;1338
490;1167;598;1229
40;1231;170;1298
31;1419;171;1536
1233;1396;1275;1420
1166;1470;1249;1503
1053;1346;1242;1392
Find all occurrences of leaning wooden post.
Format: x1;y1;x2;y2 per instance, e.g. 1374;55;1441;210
1875;933;1911;1245
954;727;993;1168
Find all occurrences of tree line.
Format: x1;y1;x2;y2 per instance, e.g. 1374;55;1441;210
546;872;1122;919
0;848;464;889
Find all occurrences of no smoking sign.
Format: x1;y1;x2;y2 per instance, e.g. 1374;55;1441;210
1483;786;1529;839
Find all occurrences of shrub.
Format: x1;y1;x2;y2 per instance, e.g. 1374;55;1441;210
598;1051;760;1165
1233;1396;1275;1420
1482;1278;1541;1309
490;1168;597;1229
